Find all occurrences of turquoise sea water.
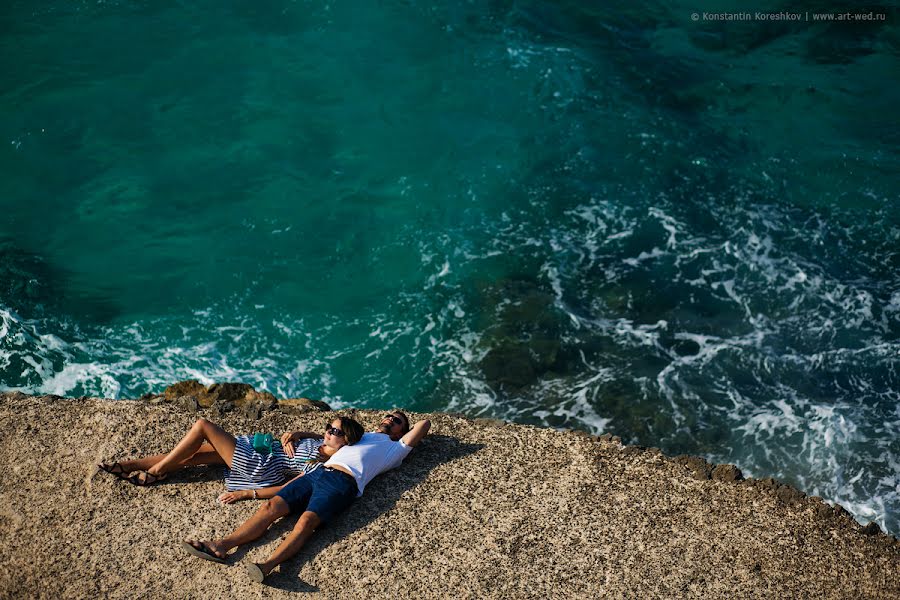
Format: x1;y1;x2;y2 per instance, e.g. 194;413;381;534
2;1;899;533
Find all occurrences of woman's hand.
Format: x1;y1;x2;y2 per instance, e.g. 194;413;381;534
280;431;298;457
217;490;249;504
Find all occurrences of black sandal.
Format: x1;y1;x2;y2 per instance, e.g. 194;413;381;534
98;462;131;481
182;541;227;564
126;470;168;486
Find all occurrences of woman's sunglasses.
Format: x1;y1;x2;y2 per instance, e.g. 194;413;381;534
325;424;345;437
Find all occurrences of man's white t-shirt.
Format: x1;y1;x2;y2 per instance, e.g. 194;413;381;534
325;432;412;497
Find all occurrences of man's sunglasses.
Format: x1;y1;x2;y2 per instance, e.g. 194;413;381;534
383;414;404;426
325;424;345;437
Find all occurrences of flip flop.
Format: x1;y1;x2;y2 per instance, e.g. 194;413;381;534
244;562;266;583
126;470;168;486
181;541;227;564
97;462;131;481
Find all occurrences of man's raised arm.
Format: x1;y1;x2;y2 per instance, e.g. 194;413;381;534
401;419;431;447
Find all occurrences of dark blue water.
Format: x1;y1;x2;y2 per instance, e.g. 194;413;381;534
2;1;899;533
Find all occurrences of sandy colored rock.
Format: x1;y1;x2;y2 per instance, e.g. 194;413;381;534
0;393;897;599
163;380;207;401
710;463;744;483
277;397;331;413
162;380;283;410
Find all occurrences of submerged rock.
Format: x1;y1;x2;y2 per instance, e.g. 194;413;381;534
479;343;537;389
474;277;570;391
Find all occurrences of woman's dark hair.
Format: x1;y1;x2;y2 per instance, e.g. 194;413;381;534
336;415;364;445
310;416;365;464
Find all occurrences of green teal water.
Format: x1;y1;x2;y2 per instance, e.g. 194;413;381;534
1;1;899;533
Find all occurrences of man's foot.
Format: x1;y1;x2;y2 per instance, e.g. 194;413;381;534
126;470;168;486
244;562;268;583
181;540;227;564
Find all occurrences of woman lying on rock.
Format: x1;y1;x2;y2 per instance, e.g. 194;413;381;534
97;416;365;502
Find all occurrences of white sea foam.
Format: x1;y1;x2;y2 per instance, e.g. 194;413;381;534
473;195;900;534
1;192;898;534
38;362;121;399
0;307;12;341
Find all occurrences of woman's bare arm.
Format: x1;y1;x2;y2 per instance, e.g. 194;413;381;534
280;431;325;457
217;479;297;504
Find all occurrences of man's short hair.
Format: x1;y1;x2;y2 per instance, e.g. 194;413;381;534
392;410;411;436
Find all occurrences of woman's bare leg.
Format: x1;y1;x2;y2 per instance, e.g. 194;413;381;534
116;444;226;473
143;418;238;477
182;447;228;467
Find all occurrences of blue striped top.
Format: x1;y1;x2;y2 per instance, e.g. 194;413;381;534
224;436;325;491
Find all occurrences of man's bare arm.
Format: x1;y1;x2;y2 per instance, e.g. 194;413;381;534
401;419;431;447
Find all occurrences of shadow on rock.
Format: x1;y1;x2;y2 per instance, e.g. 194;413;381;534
158;465;226;487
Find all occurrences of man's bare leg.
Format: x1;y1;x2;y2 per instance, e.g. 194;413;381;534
193;497;292;558
254;510;321;576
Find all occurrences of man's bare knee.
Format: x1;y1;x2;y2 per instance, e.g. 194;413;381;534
259;497;290;520
294;511;320;533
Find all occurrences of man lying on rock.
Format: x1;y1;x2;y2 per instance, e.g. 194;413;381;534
182;410;431;583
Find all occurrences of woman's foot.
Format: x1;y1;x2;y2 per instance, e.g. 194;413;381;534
182;540;227;564
97;462;130;480
126;470;168;486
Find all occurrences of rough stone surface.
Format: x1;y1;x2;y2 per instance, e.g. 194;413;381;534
162;381;286;410
711;464;744;483
173;395;199;413
163;380;206;401
0;393;897;599
675;454;713;480
209;398;235;419
862;522;882;536
240;400;263;420
205;382;256;402
277;398;331;414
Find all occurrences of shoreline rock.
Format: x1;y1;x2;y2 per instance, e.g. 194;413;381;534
154;379;332;415
0;391;897;598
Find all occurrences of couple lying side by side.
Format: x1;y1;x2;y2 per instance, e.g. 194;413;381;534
98;411;431;583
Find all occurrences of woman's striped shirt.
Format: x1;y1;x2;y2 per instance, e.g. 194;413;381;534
224;436;325;491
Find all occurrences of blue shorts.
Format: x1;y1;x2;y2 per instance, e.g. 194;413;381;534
275;467;357;523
